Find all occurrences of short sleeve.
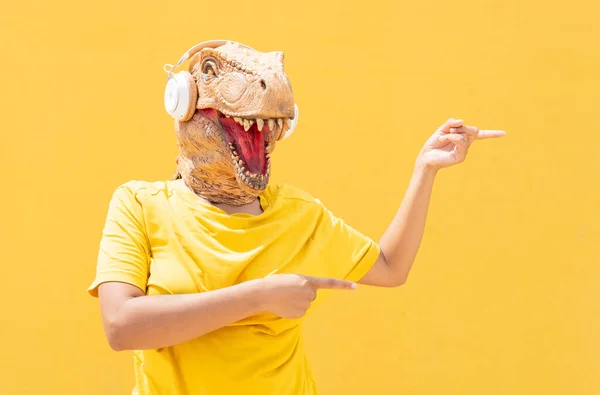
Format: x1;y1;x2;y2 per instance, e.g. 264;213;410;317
87;185;151;297
315;200;381;282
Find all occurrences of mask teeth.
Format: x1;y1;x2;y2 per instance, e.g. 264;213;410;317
225;114;292;134
228;144;270;189
256;119;264;131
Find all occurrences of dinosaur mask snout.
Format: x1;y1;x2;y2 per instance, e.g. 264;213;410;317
195;108;293;191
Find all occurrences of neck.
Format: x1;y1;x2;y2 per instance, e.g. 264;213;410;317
180;177;263;215
214;198;263;216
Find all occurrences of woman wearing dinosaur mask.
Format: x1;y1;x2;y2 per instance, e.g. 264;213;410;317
88;40;505;395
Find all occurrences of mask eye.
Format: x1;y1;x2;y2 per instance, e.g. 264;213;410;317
202;59;218;77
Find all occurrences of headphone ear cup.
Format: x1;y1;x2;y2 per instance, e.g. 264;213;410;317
164;71;198;122
278;104;298;141
180;72;198;121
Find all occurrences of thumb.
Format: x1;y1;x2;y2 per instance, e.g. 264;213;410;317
438;118;464;133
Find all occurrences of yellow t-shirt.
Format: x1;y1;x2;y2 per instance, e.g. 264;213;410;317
88;179;380;395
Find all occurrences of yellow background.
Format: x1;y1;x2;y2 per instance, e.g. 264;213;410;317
1;0;598;394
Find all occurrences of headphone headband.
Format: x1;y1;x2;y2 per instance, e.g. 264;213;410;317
165;40;259;78
173;40;228;69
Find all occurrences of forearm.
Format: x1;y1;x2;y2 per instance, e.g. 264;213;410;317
378;158;437;283
108;280;264;351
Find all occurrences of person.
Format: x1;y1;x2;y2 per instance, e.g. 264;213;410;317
87;40;505;395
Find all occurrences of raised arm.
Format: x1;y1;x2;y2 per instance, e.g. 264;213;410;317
359;118;505;287
98;274;356;351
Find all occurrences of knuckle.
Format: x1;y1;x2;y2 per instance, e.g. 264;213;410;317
298;277;309;287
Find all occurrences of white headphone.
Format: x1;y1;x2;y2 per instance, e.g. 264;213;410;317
163;40;298;141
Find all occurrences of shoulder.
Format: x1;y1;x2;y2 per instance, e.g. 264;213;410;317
110;180;175;204
266;183;327;212
268;183;317;204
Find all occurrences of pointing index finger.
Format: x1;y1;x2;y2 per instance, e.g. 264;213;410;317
450;125;479;137
305;276;358;290
477;129;506;139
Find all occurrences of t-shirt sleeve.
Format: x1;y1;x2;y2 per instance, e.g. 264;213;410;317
87;185;151;297
315;200;381;282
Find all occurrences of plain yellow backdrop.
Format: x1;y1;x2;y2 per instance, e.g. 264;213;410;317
1;0;598;394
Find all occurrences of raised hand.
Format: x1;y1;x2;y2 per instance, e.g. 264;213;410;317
259;274;357;319
418;118;505;170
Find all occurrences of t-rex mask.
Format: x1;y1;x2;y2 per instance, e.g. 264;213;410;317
168;41;296;206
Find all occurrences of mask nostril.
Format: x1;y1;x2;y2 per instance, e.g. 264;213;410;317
260;80;267;90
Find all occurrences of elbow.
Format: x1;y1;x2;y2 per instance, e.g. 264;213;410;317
104;317;131;351
379;251;409;288
389;275;408;288
373;274;408;288
396;277;408;287
107;337;127;352
386;267;409;287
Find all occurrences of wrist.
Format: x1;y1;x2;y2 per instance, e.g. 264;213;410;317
242;278;271;314
414;155;439;179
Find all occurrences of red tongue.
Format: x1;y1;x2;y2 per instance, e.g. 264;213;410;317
235;126;265;174
218;115;265;174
